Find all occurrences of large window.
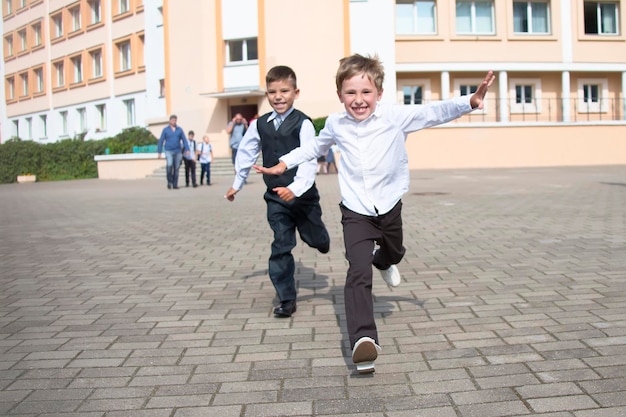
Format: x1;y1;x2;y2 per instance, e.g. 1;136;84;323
90;49;103;78
4;34;13;58
70;5;82;32
77;107;86;132
18;28;27;52
95;104;107;131
399;79;432;105
40;114;47;138
119;0;129;14
54;61;65;87
396;1;437;35
584;1;619;35
32;22;43;47
513;1;550;34
226;38;258;64
33;67;44;93
52;13;64;39
60;111;68;135
20;72;29;97
88;0;102;24
71;55;83;83
6;76;15;100
118;41;131;71
456;1;495;35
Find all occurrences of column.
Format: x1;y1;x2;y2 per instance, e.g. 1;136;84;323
441;72;450;100
498;71;508;123
562;71;570;123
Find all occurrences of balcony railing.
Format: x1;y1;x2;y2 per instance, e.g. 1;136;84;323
448;97;626;124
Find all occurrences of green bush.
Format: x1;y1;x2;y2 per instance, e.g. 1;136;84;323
312;117;328;135
0;127;157;184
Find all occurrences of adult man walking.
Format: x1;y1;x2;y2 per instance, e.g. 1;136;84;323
158;115;190;189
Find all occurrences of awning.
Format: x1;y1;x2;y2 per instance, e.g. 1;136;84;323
201;89;266;99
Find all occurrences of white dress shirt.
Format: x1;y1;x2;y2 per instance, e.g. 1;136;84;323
232;108;317;197
280;96;473;216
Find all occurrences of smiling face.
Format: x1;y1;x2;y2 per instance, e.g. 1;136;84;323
337;72;383;122
266;79;299;115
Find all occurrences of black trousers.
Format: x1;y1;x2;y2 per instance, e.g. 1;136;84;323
340;201;406;349
264;190;330;303
183;159;196;186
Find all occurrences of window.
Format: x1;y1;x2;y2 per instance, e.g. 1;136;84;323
77;107;86;132
123;99;135;126
513;1;550;34
456;1;495;34
52;13;64;38
88;0;101;24
60;110;68;135
5;0;13;15
20;72;29;96
396;0;436;34
18;28;27;52
226;38;258;63
71;55;83;83
156;6;163;26
119;0;129;14
455;78;488;114
460;84;478;96
25;117;32;139
509;78;541;113
118;41;132;71
12;120;19;138
34;67;44;93
584;1;619;35
578;78;608;113
54;61;65;87
404;86;423;104
32;22;43;46
19;0;27;8
137;33;145;70
96;103;106;131
40;114;47;138
6;76;15;100
4;34;13;57
70;6;82;32
90;49;103;78
159;78;165;97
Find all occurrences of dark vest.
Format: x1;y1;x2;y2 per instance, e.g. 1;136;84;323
257;110;318;199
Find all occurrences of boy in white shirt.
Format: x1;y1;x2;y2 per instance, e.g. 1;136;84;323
255;54;494;374
197;135;214;185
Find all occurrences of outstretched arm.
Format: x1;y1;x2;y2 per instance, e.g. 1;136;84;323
254;161;287;176
470;71;495;110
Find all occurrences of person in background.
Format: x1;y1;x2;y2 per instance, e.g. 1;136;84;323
198;135;214;186
158;114;190;190
226;113;248;168
183;130;198;188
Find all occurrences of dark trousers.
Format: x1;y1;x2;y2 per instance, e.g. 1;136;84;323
265;190;330;303
200;162;211;185
183;159;197;186
340;201;406;348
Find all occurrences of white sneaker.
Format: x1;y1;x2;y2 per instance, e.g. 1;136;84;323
352;336;382;374
380;265;401;287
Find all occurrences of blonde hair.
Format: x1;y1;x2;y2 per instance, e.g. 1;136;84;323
335;54;385;91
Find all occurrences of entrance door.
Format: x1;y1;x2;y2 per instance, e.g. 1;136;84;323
230;105;258;125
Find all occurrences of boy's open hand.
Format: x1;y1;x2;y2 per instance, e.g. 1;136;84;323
253;161;287;176
470;70;495;110
273;187;295;202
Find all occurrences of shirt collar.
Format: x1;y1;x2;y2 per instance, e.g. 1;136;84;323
339;102;383;122
268;107;294;123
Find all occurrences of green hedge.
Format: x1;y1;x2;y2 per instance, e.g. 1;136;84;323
312;117;328;135
0;127;157;184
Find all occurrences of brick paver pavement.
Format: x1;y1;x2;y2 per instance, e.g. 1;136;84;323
1;165;625;417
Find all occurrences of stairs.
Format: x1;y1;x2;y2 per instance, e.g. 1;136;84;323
147;157;235;179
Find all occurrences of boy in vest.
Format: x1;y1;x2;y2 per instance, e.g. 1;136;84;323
225;65;330;318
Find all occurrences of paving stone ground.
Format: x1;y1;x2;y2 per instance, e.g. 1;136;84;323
0;165;625;417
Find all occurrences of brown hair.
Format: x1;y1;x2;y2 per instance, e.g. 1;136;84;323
266;65;297;89
335;54;385;91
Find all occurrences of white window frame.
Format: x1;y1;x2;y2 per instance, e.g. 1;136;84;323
33;22;42;46
71;6;82;32
395;0;437;35
34;68;44;93
25;117;32;139
7;77;15;99
5;34;13;56
577;78;609;113
513;1;550;34
55;61;65;87
123;99;135;126
95;103;107;131
39;114;47;139
20;73;29;96
225;38;258;65
18;29;27;51
509;78;542;114
53;14;64;38
455;0;495;35
584;1;620;35
60;110;68;135
77;107;86;132
119;41;132;71
72;56;83;83
397;79;432;104
89;0;101;24
6;0;13;14
91;49;103;78
119;0;129;14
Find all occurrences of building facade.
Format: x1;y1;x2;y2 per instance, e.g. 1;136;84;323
3;0;626;169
